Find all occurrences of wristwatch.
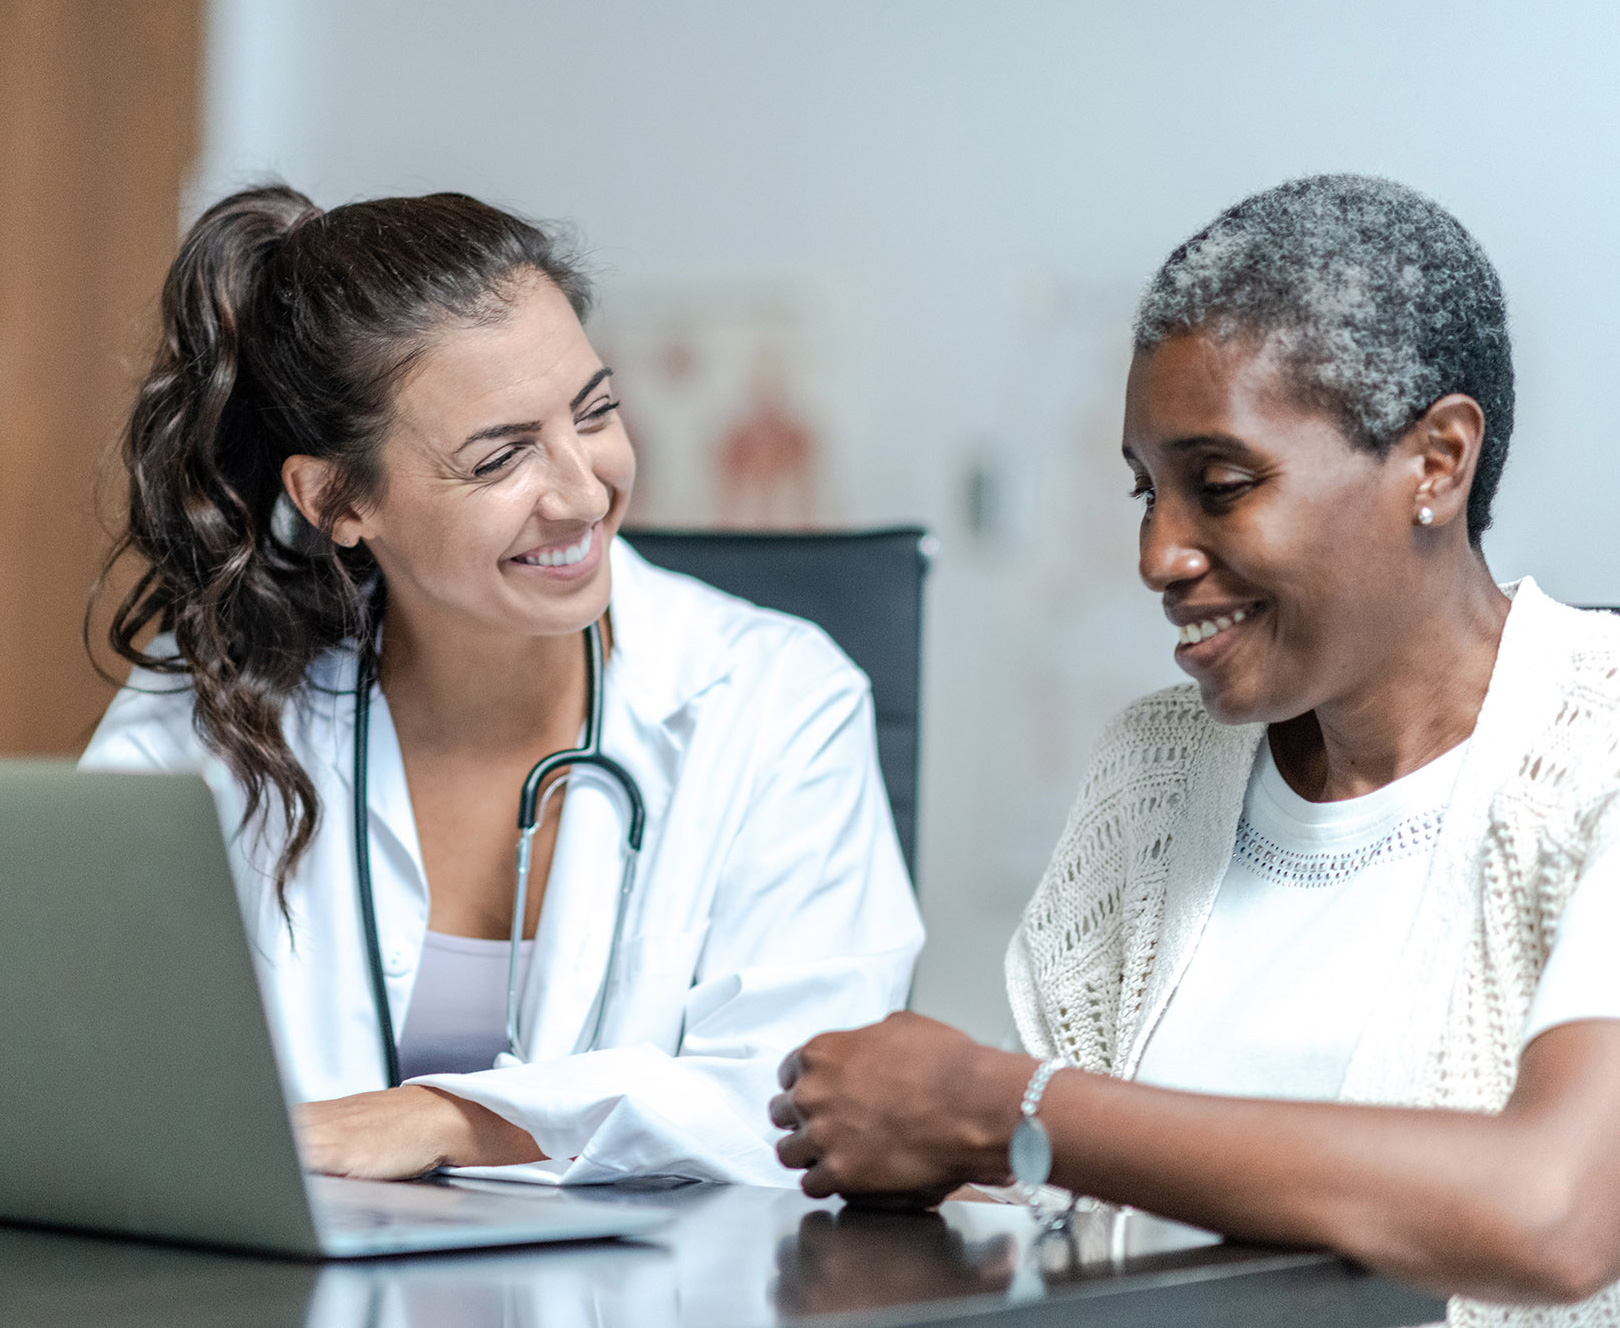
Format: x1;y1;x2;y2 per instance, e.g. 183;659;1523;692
1010;1056;1077;1230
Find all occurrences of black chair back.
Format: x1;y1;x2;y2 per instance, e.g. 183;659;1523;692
623;528;931;884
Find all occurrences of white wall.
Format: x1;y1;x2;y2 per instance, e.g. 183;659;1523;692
196;0;1620;1041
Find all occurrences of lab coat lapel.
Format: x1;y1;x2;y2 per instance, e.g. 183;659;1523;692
364;691;428;894
516;540;717;1058
521;766;633;1057
318;652;430;1045
518;665;688;1058
319;650;429;896
359;690;432;1042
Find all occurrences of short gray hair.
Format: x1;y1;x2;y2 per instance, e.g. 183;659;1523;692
1133;175;1513;543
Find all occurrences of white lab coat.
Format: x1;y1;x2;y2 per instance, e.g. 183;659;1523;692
80;538;923;1186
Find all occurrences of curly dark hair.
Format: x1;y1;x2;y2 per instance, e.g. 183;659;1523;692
92;184;592;903
1134;174;1514;544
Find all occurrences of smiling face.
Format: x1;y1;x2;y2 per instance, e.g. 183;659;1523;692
1123;332;1426;726
334;272;633;644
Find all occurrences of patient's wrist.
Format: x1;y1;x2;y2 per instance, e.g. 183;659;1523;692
960;1046;1039;1185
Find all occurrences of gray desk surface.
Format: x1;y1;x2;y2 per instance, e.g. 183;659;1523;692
2;1181;1445;1327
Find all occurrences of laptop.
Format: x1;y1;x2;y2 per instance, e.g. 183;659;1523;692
0;761;669;1257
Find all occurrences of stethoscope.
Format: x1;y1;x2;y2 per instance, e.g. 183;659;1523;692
352;619;646;1088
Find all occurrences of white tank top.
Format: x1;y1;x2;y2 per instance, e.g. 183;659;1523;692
397;931;536;1080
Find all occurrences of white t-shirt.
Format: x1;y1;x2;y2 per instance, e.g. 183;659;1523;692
1135;737;1620;1101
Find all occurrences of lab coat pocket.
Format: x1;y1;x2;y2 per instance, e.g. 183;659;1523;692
594;926;709;1052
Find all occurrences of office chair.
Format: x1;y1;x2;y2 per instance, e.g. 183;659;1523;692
622;527;932;885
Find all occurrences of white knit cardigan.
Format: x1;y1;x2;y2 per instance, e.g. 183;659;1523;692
1006;578;1620;1326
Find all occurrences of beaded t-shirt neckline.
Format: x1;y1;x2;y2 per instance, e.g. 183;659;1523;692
1235;737;1471;888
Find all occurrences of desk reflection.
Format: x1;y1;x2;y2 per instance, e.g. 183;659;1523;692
307;1242;676;1328
774;1207;1017;1316
772;1197;1229;1319
0;1185;1236;1328
310;1190;1225;1326
306;1183;796;1328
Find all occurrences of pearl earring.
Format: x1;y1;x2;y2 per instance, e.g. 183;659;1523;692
1417;505;1434;526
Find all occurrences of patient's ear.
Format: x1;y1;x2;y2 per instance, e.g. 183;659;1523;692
280;455;366;549
1402;393;1485;532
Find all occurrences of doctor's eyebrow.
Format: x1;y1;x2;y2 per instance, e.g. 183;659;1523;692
455;369;616;452
460;420;543;450
569;366;613;410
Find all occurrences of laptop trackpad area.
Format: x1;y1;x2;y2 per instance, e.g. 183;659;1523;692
308;1174;670;1258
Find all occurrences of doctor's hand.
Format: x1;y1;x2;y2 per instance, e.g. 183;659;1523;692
296;1086;544;1180
771;1012;1033;1207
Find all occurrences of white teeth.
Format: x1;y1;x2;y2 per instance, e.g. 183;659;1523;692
1177;608;1255;647
520;526;593;568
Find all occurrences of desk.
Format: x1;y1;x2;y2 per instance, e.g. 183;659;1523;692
2;1182;1444;1327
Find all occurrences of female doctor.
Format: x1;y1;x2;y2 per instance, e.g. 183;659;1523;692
81;185;923;1186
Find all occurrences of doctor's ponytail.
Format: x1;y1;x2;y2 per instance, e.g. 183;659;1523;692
92;184;592;905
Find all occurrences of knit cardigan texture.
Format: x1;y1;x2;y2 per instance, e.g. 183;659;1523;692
1006;579;1620;1326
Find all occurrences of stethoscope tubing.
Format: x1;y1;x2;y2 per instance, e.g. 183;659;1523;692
351;654;401;1088
353;618;646;1089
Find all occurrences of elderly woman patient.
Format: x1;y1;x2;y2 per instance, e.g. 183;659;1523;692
774;175;1620;1325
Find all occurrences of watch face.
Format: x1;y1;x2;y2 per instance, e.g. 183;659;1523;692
1010;1116;1053;1188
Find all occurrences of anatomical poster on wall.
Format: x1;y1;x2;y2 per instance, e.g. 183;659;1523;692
588;277;854;529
